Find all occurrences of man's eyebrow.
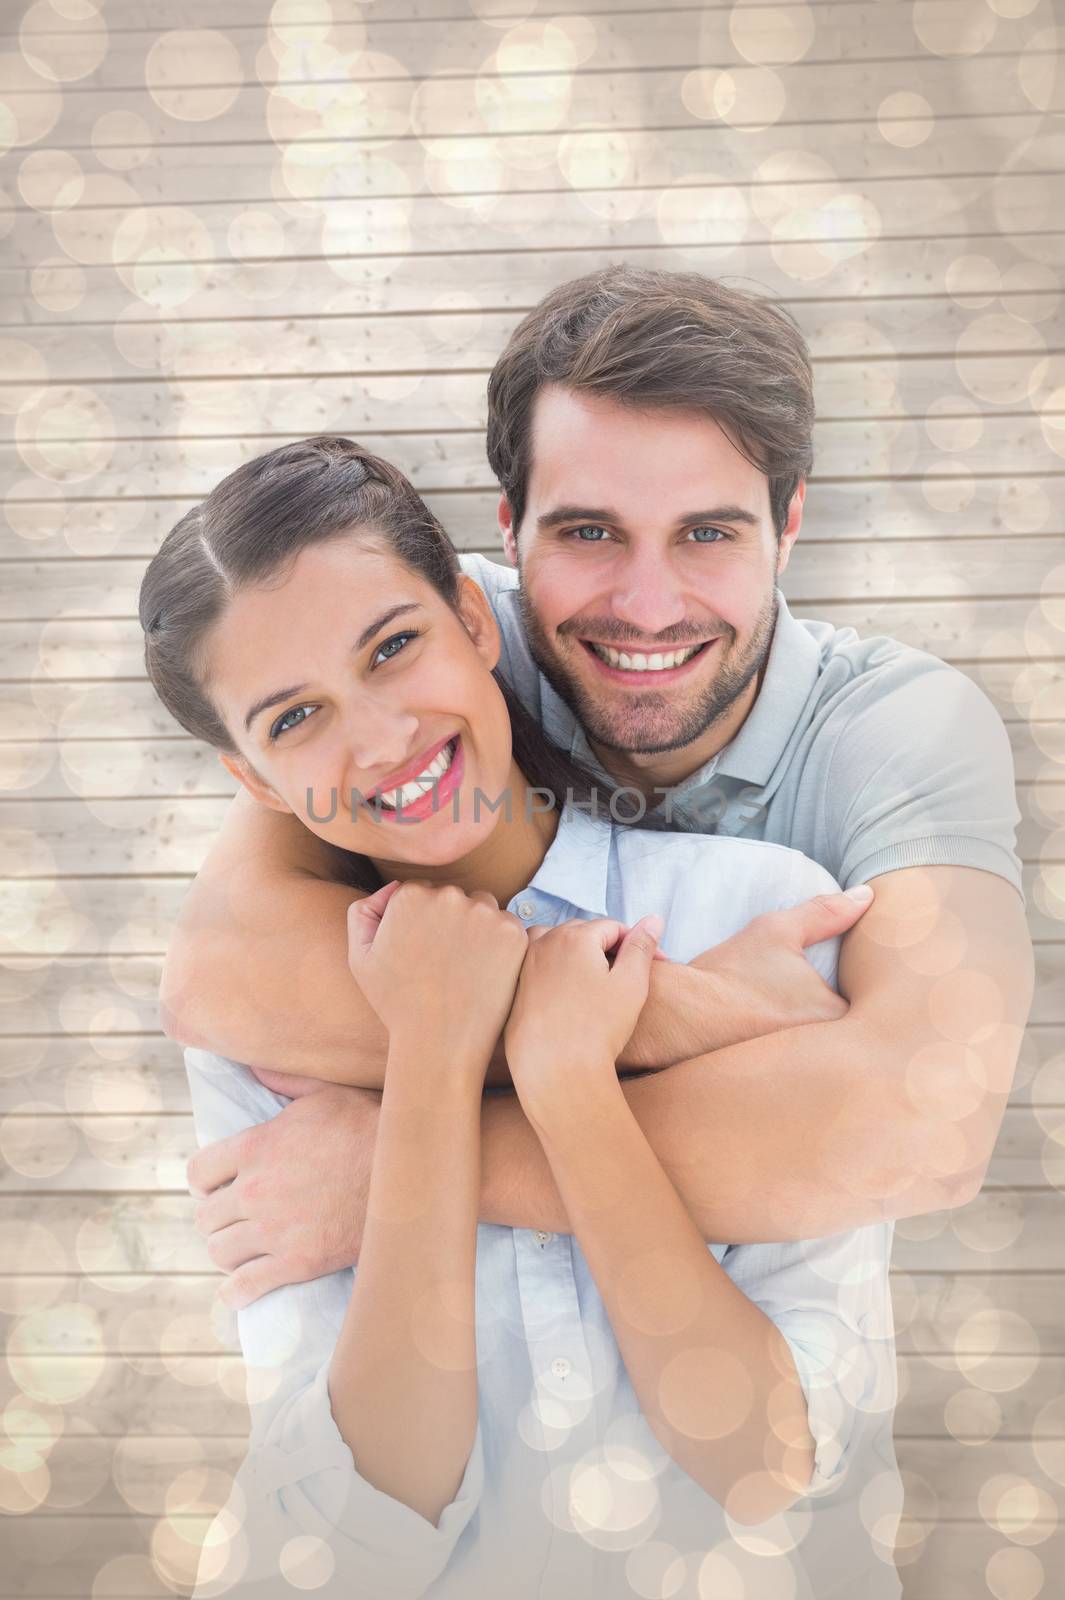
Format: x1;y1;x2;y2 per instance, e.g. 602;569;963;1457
536;503;760;530
243;602;422;732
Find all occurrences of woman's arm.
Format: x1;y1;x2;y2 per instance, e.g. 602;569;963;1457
329;1045;482;1523
502;917;816;1523
182;1052;486;1599
528;1075;816;1524
325;880;526;1523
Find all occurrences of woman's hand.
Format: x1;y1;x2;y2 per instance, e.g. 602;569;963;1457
504;914;663;1123
347;878;529;1080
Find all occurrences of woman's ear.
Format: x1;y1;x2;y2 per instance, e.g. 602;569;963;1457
456;574;501;672
217;751;293;814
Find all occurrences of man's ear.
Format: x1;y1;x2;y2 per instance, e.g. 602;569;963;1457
775;480;805;578
498;493;519;567
457;574;502;672
218;750;293;814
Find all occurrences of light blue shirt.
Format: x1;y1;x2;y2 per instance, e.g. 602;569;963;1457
187;805;903;1600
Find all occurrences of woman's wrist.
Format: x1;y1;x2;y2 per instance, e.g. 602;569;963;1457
511;1051;623;1139
386;1029;495;1088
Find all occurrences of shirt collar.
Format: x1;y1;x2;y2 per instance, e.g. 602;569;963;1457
524;801;612;917
712;593;822;786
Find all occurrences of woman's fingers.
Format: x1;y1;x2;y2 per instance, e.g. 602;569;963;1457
347;878;402;962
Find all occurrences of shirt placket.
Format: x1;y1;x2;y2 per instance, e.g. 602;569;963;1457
513;1229;602;1600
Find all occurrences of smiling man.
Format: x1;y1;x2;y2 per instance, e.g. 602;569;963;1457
169;265;1032;1293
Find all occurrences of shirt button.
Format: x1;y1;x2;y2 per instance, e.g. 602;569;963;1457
550;1357;571;1379
534;1230;554;1247
517;901;537;919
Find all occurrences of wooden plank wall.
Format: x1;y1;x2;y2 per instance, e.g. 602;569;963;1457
1;0;1063;1594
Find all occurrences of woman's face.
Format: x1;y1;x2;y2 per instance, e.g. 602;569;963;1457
202;533;516;869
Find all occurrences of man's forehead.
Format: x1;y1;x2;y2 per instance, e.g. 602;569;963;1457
526;386;769;520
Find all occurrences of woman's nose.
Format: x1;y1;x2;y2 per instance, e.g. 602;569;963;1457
342;700;420;782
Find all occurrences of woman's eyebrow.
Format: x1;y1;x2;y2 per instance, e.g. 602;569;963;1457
353;601;422;652
244;602;423;732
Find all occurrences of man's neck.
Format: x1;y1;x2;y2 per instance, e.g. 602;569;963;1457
588;668;763;801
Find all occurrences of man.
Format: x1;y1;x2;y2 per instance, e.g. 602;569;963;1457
171;263;1033;1302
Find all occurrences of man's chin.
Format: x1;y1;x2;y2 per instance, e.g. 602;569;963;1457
586;722;708;759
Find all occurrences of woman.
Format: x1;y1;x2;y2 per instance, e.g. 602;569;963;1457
140;437;900;1600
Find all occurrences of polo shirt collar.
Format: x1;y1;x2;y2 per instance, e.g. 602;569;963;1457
712;593;822;786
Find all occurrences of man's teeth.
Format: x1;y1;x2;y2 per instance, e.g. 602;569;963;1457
589;643;704;672
377;739;455;809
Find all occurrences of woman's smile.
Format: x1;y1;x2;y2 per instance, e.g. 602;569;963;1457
364;734;465;822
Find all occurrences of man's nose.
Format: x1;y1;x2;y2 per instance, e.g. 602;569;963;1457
609;555;688;636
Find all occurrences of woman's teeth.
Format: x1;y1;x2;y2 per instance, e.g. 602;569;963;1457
377;739;456;810
588;642;704;672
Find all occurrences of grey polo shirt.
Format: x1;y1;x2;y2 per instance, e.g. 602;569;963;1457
458;552;1024;899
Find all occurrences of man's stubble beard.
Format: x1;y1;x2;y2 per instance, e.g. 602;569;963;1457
516;581;780;758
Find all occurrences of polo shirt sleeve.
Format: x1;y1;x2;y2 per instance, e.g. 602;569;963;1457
183;1050;483;1599
722;1220;896;1501
821;656;1023;897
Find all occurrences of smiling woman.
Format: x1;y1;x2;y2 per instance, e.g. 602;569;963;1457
139;434;612;890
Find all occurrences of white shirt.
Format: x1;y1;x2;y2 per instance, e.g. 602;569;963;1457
187;805;903;1600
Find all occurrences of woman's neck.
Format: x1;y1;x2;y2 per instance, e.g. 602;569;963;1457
368;759;559;909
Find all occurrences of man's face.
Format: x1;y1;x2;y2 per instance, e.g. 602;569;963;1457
500;386;802;765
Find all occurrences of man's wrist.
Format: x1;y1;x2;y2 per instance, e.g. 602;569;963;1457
622;962;732;1068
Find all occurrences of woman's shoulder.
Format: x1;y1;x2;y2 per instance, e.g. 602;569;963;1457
612;820;839;897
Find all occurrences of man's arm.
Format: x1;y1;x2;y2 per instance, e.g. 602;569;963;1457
478;866;1034;1241
163;791;859;1083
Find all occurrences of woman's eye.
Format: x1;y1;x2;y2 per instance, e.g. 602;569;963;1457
270;704;317;740
372;629;419;666
688;526;729;543
570;525;610;542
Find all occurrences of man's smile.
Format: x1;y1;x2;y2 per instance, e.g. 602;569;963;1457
578;637;718;684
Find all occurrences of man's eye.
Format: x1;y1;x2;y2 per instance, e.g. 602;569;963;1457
570;525;610;542
688;526;729;543
270;704;317;740
372;629;419;666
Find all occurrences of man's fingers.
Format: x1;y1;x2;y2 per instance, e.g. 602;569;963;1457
205;1219;264;1275
219;1256;294;1312
194;1184;244;1238
186;1138;241;1200
786;884;874;948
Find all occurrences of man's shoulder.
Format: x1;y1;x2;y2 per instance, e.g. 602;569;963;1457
797;613;994;731
457;550;519;599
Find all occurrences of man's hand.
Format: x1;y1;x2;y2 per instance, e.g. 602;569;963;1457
187;1084;380;1308
625;885;874;1069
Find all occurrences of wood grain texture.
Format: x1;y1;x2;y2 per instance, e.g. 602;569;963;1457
2;0;1063;1592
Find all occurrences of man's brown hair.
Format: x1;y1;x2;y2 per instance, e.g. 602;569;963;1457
485;264;815;540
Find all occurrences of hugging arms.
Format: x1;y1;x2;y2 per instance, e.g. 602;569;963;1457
173;779;1032;1289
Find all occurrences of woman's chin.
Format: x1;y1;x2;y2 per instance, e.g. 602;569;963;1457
342;812;498;867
